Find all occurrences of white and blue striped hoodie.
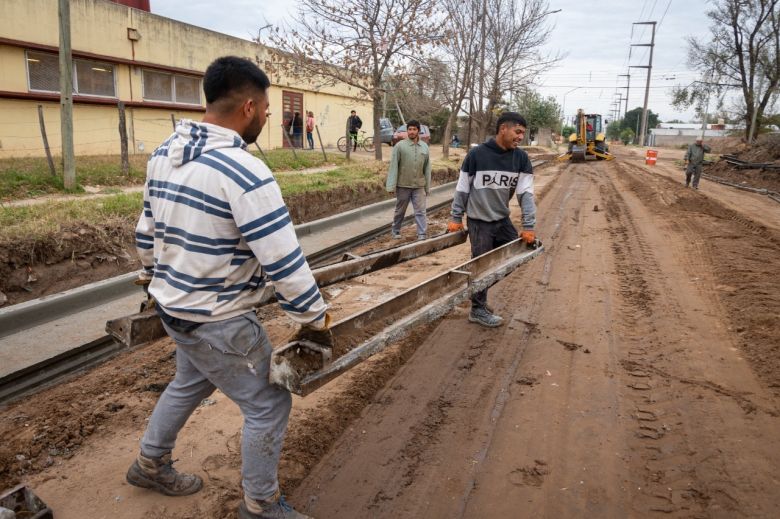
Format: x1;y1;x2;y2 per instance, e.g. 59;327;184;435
135;120;327;326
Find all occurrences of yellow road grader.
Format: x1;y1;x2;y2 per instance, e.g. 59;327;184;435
558;109;614;162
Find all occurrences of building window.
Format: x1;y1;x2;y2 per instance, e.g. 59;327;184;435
74;59;115;97
143;70;201;105
26;50;116;97
27;51;59;92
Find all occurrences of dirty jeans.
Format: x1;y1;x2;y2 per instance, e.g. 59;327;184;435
686;163;702;188
393;187;427;237
467;216;518;310
139;312;291;502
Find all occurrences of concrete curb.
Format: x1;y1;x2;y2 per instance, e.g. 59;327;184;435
295;181;456;238
0;272;140;339
0;182;458;339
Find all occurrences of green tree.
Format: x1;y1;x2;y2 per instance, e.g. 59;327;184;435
620;128;635;145
671;0;779;141
512;90;562;137
606;120;623;140
623;107;660;140
561;125;575;138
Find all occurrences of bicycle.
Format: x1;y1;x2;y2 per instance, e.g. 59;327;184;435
337;130;375;153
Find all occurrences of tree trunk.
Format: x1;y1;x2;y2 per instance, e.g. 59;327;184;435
442;112;454;159
373;92;383;161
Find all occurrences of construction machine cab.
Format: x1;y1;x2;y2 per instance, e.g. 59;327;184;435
558;109;614;162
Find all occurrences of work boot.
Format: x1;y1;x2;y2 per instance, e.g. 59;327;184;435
239;490;311;519
126;453;203;496
469;307;503;328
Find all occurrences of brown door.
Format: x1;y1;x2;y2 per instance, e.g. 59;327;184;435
282;91;304;148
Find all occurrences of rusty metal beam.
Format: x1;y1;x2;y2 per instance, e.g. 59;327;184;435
270;239;544;395
106;232;467;348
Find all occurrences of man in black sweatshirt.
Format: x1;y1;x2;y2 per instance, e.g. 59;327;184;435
447;112;537;327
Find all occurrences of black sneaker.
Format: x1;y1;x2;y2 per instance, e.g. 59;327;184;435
126;453;203;496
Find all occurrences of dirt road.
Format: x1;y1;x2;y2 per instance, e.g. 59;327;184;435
3;153;779;518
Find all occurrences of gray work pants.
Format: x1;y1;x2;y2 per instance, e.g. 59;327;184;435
686;163;702;188
467;217;518;309
392;187;427;236
139;312;291;501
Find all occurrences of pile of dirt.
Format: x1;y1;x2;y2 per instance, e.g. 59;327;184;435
705;134;780;192
0;167;459;307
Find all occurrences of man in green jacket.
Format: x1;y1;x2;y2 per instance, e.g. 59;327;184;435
386;120;431;240
684;137;711;189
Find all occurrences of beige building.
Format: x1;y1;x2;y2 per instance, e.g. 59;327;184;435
0;0;372;158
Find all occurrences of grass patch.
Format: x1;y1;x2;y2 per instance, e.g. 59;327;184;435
252;149;347;171
0;150;347;202
0;162;385;243
0;192;143;242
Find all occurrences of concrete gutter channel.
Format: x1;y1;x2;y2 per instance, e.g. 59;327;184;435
0;181;459;387
0;158;548;398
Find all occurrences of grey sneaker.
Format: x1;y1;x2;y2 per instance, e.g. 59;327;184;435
417;234;426;241
392;232;402;239
469;307;503;328
126;453;203;496
239;491;311;519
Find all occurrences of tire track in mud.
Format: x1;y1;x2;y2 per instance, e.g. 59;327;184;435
600;160;780;517
615;160;780;393
598;162;719;516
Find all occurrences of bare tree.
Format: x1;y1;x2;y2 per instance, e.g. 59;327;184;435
672;0;780;140
476;0;559;141
263;0;442;160
438;0;481;158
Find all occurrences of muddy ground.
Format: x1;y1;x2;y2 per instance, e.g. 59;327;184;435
0;167;458;306
1;150;779;518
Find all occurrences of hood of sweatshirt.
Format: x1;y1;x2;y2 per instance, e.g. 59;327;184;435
165;120;247;167
483;137;515;155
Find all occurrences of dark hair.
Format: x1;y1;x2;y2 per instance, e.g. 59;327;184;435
406;119;421;130
203;56;270;104
495;112;527;134
351;110;356;114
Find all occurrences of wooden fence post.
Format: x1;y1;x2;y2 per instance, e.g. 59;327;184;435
254;142;269;163
281;124;299;160
37;105;56;177
315;125;327;161
118;101;129;176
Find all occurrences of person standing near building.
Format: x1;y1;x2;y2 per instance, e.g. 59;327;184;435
386;120;431;240
305;111;315;149
447;112;537;328
347;110;362;151
684;137;711;189
127;56;328;519
291;111;303;148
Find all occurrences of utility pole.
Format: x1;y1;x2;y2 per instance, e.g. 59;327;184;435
59;0;76;189
630;21;656;146
619;72;630;118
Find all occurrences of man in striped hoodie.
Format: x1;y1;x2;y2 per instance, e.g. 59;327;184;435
126;56;325;519
447;112;537;328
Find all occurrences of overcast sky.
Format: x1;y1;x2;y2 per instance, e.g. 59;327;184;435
152;0;714;123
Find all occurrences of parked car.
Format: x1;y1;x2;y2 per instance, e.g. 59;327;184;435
391;124;431;146
378;117;394;146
